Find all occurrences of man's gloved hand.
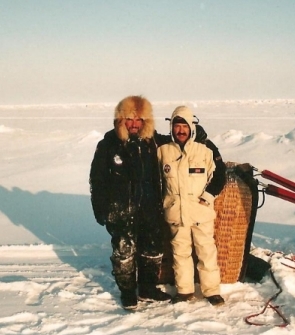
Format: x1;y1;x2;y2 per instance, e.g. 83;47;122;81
195;124;207;143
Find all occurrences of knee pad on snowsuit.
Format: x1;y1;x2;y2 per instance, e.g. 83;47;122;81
110;255;137;291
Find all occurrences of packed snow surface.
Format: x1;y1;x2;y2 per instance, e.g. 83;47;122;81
0;100;294;334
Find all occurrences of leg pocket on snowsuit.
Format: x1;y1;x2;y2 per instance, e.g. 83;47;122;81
190;202;216;225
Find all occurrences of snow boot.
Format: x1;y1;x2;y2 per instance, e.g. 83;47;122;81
138;285;171;303
120;289;138;310
171;293;195;304
206;295;225;306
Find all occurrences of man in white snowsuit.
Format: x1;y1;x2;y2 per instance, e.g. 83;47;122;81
157;106;224;306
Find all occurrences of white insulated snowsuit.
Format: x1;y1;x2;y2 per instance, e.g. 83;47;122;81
157;107;221;297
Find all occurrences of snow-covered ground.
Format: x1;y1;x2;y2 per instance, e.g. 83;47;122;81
0;100;294;334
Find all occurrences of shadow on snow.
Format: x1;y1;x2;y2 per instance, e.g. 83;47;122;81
0;185;114;293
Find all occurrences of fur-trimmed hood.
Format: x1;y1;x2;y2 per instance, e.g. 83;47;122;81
114;96;155;142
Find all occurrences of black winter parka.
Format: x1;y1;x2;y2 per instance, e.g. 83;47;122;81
90;129;168;227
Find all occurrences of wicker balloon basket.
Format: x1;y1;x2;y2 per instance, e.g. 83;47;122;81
159;162;258;285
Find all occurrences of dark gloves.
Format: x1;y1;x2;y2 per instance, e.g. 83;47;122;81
195;125;207;143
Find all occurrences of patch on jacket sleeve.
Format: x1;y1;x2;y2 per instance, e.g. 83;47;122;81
163;164;171;173
189;168;205;173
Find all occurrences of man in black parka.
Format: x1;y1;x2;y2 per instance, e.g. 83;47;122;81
89;96;172;310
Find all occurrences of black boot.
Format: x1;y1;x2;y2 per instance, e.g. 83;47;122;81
138;284;171;303
171;293;195;304
110;255;138;310
206;295;225;306
120;289;138;310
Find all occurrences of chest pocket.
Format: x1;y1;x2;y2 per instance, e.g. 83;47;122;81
188;159;208;195
188;158;207;175
161;157;181;195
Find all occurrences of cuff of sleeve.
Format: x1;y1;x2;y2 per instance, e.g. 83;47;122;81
200;191;215;205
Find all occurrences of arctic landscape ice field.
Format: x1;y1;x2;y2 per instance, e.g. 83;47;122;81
0;100;294;334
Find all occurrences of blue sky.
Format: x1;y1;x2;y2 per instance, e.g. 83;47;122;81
1;0;295;104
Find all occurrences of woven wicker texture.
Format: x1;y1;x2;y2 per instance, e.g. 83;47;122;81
214;162;253;283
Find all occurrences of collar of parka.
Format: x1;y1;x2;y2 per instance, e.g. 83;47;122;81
170;106;196;143
114;96;155;142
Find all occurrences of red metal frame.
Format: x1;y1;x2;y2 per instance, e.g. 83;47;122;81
261;169;295;192
252;166;295;204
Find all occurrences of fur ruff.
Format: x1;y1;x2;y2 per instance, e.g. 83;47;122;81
114;96;155;142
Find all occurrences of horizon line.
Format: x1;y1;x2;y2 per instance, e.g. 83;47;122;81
1;98;295;108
